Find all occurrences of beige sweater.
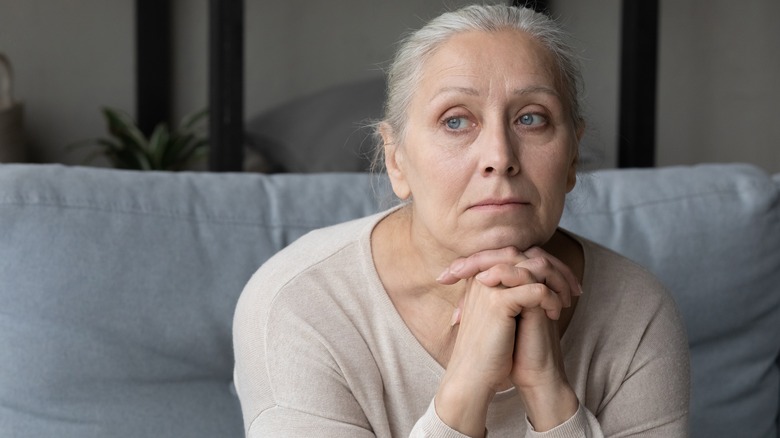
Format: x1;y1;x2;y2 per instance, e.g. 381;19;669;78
233;210;690;437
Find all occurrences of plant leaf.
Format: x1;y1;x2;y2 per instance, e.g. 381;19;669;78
72;106;209;171
128;147;153;170
102;107;148;152
148;123;171;169
172;137;209;170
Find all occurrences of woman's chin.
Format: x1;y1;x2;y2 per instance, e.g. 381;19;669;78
458;228;552;255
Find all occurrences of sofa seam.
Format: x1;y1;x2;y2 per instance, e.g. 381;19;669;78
0;196;336;229
567;183;776;216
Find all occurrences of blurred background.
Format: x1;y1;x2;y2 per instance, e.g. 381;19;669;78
0;0;778;172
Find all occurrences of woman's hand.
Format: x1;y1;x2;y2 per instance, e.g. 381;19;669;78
435;246;580;432
437;246;582;322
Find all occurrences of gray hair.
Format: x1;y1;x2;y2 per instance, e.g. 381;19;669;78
373;4;584;170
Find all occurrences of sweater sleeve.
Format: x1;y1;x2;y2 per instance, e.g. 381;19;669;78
583;270;691;437
234;274;378;437
410;400;603;438
558;241;691;437
409;399;479;438
525;404;602;437
595;292;691;436
515;254;689;438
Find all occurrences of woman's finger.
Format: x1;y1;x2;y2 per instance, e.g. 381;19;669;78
524;246;582;297
514;257;573;308
473;259;571;311
437;247;527;284
475;265;563;320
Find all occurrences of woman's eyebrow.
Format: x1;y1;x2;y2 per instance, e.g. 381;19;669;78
513;85;559;97
432;85;559;100
432;86;481;98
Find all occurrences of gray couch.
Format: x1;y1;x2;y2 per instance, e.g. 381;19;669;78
0;163;778;437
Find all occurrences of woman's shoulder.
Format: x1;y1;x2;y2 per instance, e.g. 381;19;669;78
235;210;393;323
575;233;669;300
233;213;380;355
249;213;381;294
561;232;690;426
269;215;372;267
566;231;683;332
563;228;689;352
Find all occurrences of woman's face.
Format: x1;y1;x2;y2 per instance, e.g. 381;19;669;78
384;29;581;258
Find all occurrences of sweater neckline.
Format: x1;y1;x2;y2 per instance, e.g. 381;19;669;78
356;207;594;400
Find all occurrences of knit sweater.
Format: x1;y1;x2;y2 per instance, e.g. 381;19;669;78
233;210;690;437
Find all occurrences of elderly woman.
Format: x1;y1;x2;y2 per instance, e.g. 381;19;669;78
233;4;689;437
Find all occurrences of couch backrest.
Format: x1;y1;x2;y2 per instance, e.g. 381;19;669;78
0;165;389;438
0;163;778;438
560;164;780;438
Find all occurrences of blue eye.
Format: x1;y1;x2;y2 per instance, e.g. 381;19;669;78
445;117;470;130
518;113;545;126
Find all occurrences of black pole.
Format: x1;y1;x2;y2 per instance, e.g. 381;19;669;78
136;0;171;136
617;0;658;168
208;0;244;172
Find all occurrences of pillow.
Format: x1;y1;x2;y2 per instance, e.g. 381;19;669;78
245;76;385;173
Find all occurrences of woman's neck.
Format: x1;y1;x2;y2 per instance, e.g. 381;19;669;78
371;206;584;366
372;206;465;305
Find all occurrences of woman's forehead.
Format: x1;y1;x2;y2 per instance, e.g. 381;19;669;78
415;30;561;100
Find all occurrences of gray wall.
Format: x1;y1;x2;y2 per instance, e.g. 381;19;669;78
172;0;503;133
550;0;621;169
0;0;133;164
656;1;780;169
1;0;778;171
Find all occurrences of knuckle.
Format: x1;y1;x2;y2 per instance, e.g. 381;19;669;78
514;266;535;283
529;283;551;300
529;256;553;272
468;251;485;264
503;246;521;258
524;246;545;257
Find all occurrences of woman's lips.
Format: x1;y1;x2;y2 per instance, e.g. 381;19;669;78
469;198;530;210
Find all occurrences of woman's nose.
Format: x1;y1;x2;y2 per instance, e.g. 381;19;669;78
480;125;520;176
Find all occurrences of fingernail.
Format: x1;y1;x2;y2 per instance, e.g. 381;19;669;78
450;307;461;327
475;271;488;280
436;269;449;282
577;283;584;296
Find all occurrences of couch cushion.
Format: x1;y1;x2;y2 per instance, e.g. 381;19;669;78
0;164;388;438
560;164;780;438
1;163;778;438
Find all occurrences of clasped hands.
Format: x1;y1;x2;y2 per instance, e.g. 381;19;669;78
433;246;582;434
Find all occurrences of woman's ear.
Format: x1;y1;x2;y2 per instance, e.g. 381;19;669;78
575;120;586;143
566;149;578;192
566;121;586;193
380;123;411;200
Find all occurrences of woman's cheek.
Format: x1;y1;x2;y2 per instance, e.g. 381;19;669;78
431;123;479;150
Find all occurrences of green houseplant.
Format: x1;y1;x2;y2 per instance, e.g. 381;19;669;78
72;107;209;171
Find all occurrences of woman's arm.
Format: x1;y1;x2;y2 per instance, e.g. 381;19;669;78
438;246;690;437
233;274;378;437
593;284;690;436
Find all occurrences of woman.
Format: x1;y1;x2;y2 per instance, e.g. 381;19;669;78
233;4;689;437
